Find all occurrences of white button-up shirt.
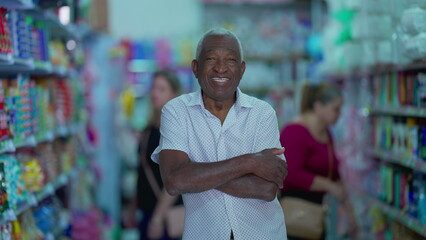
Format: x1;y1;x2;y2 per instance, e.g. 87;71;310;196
152;88;287;240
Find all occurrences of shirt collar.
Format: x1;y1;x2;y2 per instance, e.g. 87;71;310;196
186;88;253;111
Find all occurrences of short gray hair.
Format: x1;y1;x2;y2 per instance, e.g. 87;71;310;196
195;28;244;61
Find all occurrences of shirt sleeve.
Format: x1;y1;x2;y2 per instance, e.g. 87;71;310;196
151;101;189;164
280;125;316;191
253;104;285;161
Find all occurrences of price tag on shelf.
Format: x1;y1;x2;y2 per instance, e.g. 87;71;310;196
45;131;54;142
5;209;16;221
0;145;6;154
28;193;38;206
58;174;68;185
45;183;55;195
7;141;15;152
45;233;54;240
26;136;37;147
57;126;69;137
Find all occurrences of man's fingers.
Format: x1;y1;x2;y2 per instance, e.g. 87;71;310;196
275;177;283;188
271;147;285;155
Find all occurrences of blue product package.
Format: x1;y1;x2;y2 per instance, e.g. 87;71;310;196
420;127;426;161
416;173;426;224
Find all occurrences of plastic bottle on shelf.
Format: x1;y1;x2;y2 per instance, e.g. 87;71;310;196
407;172;418;218
418;180;426;224
0;222;13;239
419;119;426;161
409;172;424;219
11;220;22;240
385;117;393;150
407;118;419;159
0;8;13;55
418;73;426;108
0;162;9;213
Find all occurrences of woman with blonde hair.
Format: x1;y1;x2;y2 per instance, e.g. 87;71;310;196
280;82;357;240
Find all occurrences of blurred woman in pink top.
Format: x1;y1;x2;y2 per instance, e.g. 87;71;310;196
280;82;358;240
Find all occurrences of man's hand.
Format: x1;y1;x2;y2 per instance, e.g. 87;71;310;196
251;148;288;188
160;148;287;196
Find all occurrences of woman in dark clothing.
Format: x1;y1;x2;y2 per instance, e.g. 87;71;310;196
137;70;183;240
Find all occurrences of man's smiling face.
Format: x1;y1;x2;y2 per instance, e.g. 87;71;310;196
192;34;246;102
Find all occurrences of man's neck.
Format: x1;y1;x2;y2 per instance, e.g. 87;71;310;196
202;93;236;124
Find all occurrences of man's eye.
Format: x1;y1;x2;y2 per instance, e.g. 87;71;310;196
227;58;237;62
206;57;215;61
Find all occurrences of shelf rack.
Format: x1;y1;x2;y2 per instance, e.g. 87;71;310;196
0;167;79;225
203;0;314;7
0;58;69;77
0;0;34;9
0;123;80;154
369;149;426;173
370;106;426;118
364;194;426;237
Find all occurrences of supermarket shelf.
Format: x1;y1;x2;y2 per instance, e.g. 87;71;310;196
203;0;313;7
366;195;426;237
0;171;71;225
0;209;16;225
56;125;70;138
0;57;69;76
52;66;68;77
326;61;426;80
25;9;80;41
36;131;55;143
0;123;81;153
398;61;426;72
0;58;35;73
35;173;68;202
0;140;16;154
0;0;35;9
369;148;426;173
245;55;284;63
371;106;426;118
0;53;13;65
14;135;37;149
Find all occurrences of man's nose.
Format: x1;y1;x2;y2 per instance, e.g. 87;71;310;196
213;59;227;73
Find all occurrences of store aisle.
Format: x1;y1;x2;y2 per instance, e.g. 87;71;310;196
0;0;426;240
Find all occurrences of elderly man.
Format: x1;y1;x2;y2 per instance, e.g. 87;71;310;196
152;28;288;240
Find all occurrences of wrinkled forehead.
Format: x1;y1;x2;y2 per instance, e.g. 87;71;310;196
200;35;241;57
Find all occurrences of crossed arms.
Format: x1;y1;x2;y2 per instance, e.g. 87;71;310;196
159;148;287;201
158;101;288;201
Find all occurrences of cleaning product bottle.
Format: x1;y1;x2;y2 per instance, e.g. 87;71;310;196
407;117;418;158
417;174;426;224
419;119;426;161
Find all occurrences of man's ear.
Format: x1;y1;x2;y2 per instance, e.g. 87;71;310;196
191;60;198;78
240;61;246;77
